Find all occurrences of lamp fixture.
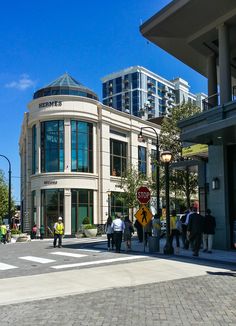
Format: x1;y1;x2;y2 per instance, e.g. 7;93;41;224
160;151;172;163
212;177;220;190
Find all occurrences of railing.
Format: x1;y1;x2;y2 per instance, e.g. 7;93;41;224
202;93;219;111
203;86;236;111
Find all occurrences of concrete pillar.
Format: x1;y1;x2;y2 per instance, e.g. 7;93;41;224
218;24;231;104
64;119;71;172
64;189;71;235
207;54;218;107
36;189;41;227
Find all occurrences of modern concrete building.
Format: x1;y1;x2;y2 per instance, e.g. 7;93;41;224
19;73;159;236
141;0;236;249
102;66;206;120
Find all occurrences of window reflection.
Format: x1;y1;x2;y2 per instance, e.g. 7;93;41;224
41;121;64;172
71;121;93;172
138;146;147;176
110;139;127;177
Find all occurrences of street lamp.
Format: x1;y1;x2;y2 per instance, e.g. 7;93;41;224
138;127;160;216
0;154;12;226
161;150;174;255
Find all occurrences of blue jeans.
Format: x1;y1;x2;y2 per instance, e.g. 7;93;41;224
53;234;62;247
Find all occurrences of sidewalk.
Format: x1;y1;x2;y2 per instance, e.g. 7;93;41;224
94;235;236;265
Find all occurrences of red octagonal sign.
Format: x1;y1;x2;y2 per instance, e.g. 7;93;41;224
137;186;151;204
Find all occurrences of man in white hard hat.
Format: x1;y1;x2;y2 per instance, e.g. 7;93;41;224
53;217;64;248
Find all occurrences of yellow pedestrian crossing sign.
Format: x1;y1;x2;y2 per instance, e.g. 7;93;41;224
135;205;152;226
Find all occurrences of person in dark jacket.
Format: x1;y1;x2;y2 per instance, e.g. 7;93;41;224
187;207;204;256
134;219;143;243
203;209;216;253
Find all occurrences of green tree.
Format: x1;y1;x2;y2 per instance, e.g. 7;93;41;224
0;170;15;222
160;103;201;207
117;166;149;221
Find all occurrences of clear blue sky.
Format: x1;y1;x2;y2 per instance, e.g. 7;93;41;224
0;0;207;204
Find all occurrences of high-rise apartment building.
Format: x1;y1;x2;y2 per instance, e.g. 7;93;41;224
102;66;206;119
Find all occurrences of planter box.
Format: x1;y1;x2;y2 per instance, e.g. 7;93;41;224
84;229;97;238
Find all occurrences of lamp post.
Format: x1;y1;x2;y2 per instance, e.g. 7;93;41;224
0;154;12;225
161;151;174;255
138;127;160;216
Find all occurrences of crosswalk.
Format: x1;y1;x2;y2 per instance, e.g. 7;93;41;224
0;249;146;272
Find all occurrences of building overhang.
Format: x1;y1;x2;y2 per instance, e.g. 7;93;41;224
140;0;236;78
178;100;236;145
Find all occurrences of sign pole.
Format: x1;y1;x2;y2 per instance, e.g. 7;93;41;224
143;226;145;253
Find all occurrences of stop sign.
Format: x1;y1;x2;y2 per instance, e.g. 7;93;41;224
137;186;151;204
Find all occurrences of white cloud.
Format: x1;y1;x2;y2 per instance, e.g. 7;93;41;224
5;74;35;90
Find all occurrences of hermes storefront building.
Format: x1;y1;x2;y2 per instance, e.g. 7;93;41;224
19;74;159;236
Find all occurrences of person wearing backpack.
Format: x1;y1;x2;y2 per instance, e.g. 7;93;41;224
105;216;114;250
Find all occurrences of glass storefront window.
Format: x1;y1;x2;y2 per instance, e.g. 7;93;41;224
71;121;93;172
71;189;93;234
32;190;36;226
111;192;128;218
138;146;147;176
41;121;64;172
32;125;37;174
41;189;64;236
110;139;127;177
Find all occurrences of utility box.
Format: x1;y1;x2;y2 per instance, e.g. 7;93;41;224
148;236;159;253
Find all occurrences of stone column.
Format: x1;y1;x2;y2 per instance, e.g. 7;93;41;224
207;54;218;107
218;24;231;104
64;119;71;172
36;189;41;227
64;189;71;235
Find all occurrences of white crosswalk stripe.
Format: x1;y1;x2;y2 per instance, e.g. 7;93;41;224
50;252;87;258
0;263;18;270
75;249;101;253
51;255;146;270
19;256;56;264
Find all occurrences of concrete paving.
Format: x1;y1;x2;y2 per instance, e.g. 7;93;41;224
0;236;235;325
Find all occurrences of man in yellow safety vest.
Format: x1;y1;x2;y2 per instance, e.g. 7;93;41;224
0;222;7;244
53;217;64;248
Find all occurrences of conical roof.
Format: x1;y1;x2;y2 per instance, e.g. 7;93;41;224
33;73;98;100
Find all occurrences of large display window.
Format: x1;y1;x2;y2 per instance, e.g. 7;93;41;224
41;189;64;236
41;121;64;172
71;189;93;234
110;139;127;177
71;121;93;172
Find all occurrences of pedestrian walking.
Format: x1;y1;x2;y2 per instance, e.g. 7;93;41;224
0;222;7;244
32;224;37;240
144;220;152;246
203;209;216;253
187;207;204;256
40;224;45;240
180;210;188;248
170;210;180;253
134;219;143;242
152;213;161;238
105;216;114;250
53;217;64;248
123;216;134;251
111;215;125;253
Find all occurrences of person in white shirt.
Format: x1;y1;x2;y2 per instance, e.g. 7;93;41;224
111;215;125;253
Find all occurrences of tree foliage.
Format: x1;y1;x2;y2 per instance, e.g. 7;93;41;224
160;103;201;207
117;166;150;219
160;103;201;160
0;170;11;221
